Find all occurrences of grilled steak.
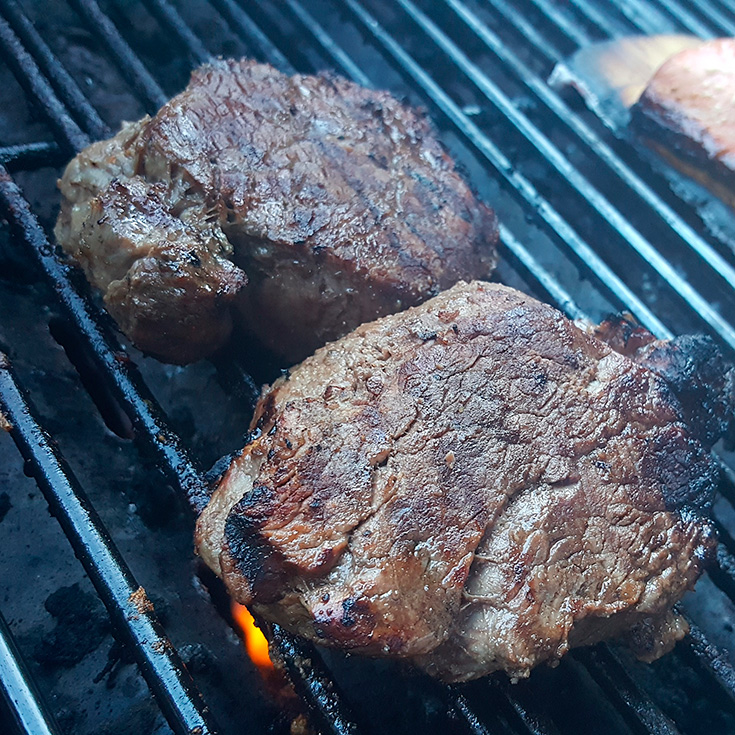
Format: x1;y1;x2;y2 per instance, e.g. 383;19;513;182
632;38;735;208
196;281;725;682
55;59;498;364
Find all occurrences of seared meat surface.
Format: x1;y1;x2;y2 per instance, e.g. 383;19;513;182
632;38;735;208
55;59;497;364
196;281;723;682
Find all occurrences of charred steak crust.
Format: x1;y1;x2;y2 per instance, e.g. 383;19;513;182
196;281;719;682
55;59;498;364
590;314;735;455
631;38;735;207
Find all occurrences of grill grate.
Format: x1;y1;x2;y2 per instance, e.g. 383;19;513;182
1;1;735;734
0;353;216;735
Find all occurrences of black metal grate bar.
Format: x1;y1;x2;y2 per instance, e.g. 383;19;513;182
490;678;562;735
643;0;720;34
0;352;218;735
141;0;211;66
475;0;735;522
2;1;734;732
602;0;678;34
477;0;735;437
0;11;366;730
0;164;364;732
281;0;372;86
387;0;735;350
240;4;700;733
0;11;96;150
656;0;735;32
498;225;586;321
524;0;591;46
68;0;167;111
274;0;580;327
710;538;735;605
208;0;295;73
714;0;735;15
0;0;109;139
0;141;64;171
680;621;735;707
0;14;89;151
573;646;680;735
140;5;507;732
320;0;735;722
711;0;735;19
0;608;62;735
0;165;211;513
356;0;735;606
448;688;495;735
269;626;359;735
484;0;563;62
450;0;735;544
568;0;642;36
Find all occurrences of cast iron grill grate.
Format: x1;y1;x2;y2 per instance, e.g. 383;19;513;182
1;1;735;734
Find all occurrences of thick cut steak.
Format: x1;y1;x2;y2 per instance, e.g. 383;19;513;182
55;59;498;364
196;281;726;681
632;38;735;208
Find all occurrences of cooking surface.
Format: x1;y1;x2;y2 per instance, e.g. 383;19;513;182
1;1;735;734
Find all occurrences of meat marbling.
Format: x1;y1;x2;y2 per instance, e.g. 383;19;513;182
196;281;727;682
55;59;497;364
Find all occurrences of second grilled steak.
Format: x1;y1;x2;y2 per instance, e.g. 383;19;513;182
196;281;726;682
632;38;735;208
55;59;498;364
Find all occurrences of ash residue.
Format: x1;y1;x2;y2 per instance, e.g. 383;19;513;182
35;584;109;668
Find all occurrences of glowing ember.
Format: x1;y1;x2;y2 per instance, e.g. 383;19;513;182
231;601;273;670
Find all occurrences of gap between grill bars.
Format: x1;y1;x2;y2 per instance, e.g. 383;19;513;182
1;0;735;733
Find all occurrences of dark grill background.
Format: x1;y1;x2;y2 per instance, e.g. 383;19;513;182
2;1;735;734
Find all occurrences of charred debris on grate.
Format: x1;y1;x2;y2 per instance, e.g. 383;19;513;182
1;1;735;734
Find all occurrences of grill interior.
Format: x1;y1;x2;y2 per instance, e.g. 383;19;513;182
2;1;735;734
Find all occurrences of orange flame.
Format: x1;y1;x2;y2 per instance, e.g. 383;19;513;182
231;601;273;670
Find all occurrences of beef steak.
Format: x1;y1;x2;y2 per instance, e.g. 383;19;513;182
196;281;722;681
632;38;735;208
55;59;498;364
